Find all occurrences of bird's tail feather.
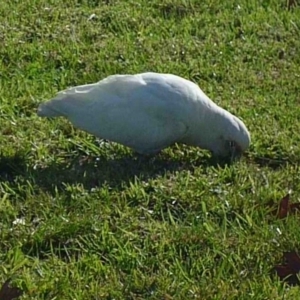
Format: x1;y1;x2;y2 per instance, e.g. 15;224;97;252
37;99;66;117
37;83;99;118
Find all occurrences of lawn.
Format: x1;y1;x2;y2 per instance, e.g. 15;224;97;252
1;0;300;299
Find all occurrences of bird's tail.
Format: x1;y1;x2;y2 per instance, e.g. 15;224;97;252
37;100;64;117
37;83;99;118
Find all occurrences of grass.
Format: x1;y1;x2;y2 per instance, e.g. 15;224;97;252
1;0;300;298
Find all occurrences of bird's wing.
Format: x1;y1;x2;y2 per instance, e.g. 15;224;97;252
38;74;190;153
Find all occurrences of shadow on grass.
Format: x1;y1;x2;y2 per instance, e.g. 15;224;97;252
33;154;229;192
245;153;297;170
1;150;295;261
0;150;232;193
1;149;297;194
0;153;28;182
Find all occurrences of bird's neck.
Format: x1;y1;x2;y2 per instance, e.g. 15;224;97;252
182;103;231;150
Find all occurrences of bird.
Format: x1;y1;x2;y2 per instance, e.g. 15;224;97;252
37;72;250;158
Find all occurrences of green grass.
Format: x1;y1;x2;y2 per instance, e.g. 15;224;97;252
1;0;300;298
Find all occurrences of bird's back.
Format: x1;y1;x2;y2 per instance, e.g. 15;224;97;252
37;73;211;153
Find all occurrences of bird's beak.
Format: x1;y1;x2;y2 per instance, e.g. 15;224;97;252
229;141;242;162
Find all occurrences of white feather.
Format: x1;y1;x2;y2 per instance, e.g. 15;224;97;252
37;72;250;156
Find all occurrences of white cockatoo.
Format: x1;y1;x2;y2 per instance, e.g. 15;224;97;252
37;72;250;158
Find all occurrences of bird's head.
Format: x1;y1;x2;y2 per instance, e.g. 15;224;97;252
211;115;250;160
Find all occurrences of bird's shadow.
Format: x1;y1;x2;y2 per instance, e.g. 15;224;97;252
0;150;232;194
1;148;293;195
